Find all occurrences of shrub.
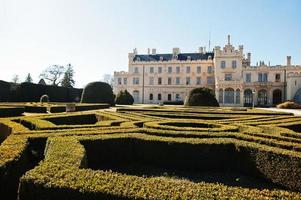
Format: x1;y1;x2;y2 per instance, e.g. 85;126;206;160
276;101;301;109
115;90;134;105
81;82;114;106
184;87;219;107
40;95;49;103
163;101;184;105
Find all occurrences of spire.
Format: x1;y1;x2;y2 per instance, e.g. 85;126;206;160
227;35;231;45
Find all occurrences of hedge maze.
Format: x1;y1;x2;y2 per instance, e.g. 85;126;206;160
1;106;301;199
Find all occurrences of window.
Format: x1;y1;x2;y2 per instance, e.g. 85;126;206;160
176;66;180;74
134;67;138;73
150;67;154;73
236;89;240;104
186;77;190;85
258;73;268;82
196;77;201;85
232;60;237;69
158;77;162;85
168;77;172;85
263;73;268;82
275;74;281;82
186;66;191;73
224;88;235;104
208;66;213;73
176;77;180;85
118;78;122;85
133;77;139;85
175;94;180;101
149;93;153;100
124;78;127;85
225;74;232;81
158;67;162;73
149;77;154;85
221;61;226;69
168;66;172;73
258;73;262;82
219;89;223;103
245;73;251;83
158;93;161;100
168;94;172;101
197;66;201;73
207;77;214;84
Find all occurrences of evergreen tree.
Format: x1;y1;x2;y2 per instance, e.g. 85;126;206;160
61;64;75;88
25;73;33;83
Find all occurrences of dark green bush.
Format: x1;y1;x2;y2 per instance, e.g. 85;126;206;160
115;90;134;105
0;81;11;101
184;87;219;107
81;82;114;106
163;101;184;105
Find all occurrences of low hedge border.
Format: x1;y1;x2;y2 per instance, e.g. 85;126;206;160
144;119;239;132
18;134;301;200
0;107;24;117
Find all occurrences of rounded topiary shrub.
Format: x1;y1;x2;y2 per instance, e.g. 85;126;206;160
40;94;49;103
81;81;115;105
115;90;134;105
184;87;219;107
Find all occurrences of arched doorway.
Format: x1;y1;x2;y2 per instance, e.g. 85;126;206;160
258;89;268;106
224;88;234;104
273;89;282;105
244;89;253;107
133;90;139;103
219;89;223;104
236;89;240;104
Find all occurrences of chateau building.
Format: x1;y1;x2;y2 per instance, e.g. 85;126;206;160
114;35;301;107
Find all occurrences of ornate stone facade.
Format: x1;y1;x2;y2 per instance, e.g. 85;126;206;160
114;36;301;107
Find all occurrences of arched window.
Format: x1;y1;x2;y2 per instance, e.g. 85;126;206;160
158;93;162;101
224;88;234;104
273;89;282;105
236;89;240;104
244;89;253;106
219;89;223;104
149;93;153;100
258;89;268;106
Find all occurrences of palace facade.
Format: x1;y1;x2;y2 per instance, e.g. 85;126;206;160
114;35;301;107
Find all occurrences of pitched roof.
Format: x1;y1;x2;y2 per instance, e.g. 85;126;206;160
133;52;214;62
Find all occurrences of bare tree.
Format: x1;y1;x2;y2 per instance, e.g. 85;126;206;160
101;74;114;88
12;74;19;83
40;65;65;86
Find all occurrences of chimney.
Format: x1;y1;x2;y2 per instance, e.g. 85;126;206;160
227;35;231;45
152;48;156;55
172;47;180;55
247;53;251;62
147;48;150;54
203;46;206;53
287;56;291;66
198;47;204;53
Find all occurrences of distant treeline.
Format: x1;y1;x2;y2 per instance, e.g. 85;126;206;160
0;80;83;102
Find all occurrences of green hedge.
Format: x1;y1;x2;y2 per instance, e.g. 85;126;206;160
18;134;301;200
0;107;24;117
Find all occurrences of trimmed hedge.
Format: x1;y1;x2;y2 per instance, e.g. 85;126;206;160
184;87;219;107
0;80;82;102
1;107;301;199
81;82;115;105
115;90;134;105
0;107;24;117
18;134;301;200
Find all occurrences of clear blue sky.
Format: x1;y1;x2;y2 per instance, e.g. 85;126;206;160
1;0;300;87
